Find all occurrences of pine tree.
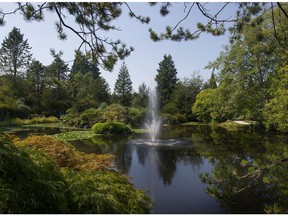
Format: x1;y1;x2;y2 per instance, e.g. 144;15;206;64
0;27;32;78
155;54;178;109
203;72;217;89
114;62;133;106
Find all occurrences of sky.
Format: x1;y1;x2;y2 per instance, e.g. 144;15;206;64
0;2;236;92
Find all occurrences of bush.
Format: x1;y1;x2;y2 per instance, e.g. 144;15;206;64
162;113;187;125
1;134;152;213
79;108;102;127
0;135;69;213
127;107;146;127
101;104;126;122
92;121;132;134
61;109;80;127
62;169;152;214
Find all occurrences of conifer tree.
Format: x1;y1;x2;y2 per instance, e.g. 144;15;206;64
0;27;32;78
155;54;178;109
114;62;133;106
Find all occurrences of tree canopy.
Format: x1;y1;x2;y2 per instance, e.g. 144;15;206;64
0;2;287;71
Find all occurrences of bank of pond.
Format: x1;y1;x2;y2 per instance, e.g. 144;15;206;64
0;119;288;213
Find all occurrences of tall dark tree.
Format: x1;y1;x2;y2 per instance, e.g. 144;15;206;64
69;51;109;111
0;27;32;78
114;62;133;106
203;72;217;89
25;60;45;112
41;50;70;116
155;54;178;109
132;82;149;108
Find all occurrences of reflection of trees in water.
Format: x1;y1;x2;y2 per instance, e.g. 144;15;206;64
112;141;132;173
134;144;203;186
136;146;150;166
197;127;288;213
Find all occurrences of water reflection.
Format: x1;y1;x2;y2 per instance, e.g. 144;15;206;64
70;125;288;213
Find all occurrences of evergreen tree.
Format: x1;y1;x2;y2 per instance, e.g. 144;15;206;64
41;50;70;116
69;51;109;111
114;62;133;106
132;82;149;108
203;72;217;89
155;54;178;109
25;60;45;113
0;27;32;78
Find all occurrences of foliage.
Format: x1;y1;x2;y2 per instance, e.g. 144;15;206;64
114;62;133;106
132;82;149;108
0;27;32;78
17;135;114;171
41;50;70;116
192;88;218;122
165;74;203;121
79;108;102;127
25;60;45;113
61;169;152;214
127;107;147;127
0;134;69;213
52;131;96;142
101;103;126;123
155;54;178;109
92;121;132;134
263;65;288;133
0;134;152;213
0;116;59;127
162;113;187;125
69;52;110;111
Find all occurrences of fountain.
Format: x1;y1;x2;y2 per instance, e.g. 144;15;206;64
130;85;185;147
145;86;162;142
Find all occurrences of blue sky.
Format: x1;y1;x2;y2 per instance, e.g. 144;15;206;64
0;2;235;92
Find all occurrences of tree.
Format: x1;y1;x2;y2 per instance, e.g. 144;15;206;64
69;51;109;111
0;27;32;78
167;73;203;120
205;5;288;122
1;3;286;70
263;65;288;133
25;60;45;113
41;50;70;116
132;82;149;108
203;72;217;89
114;62;133;106
155;54;178;109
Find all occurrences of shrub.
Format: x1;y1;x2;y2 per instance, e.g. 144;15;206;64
92;121;132;134
1;134;152;213
162;113;187;125
127;107;147;127
79;108;102;127
18;135;114;171
62;169;152;214
0;135;69;213
101;104;126;122
61;108;81;127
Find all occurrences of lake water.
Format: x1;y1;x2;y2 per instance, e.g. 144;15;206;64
71;125;288;214
7;125;288;213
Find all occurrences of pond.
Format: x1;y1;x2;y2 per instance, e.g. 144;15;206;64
5;125;288;213
71;125;288;214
